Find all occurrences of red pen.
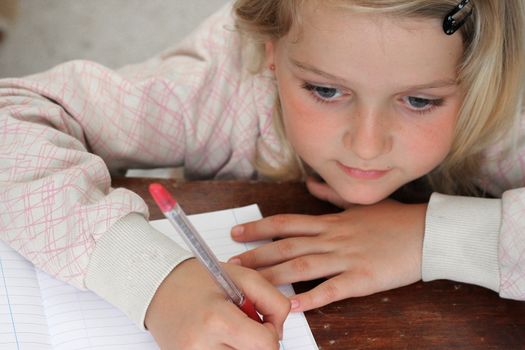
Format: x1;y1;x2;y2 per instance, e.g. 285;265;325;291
148;183;263;323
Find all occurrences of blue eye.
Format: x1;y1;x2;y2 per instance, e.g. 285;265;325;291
302;83;343;102
404;96;444;112
314;86;338;99
408;96;431;108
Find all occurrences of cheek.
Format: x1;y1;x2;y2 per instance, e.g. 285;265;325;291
278;83;327;148
404;114;457;172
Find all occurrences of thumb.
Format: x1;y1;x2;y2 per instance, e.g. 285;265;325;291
306;176;353;209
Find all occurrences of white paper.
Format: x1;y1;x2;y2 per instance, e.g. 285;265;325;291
1;205;318;350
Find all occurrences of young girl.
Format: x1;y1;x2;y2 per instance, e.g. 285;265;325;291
0;0;523;349
229;0;525;312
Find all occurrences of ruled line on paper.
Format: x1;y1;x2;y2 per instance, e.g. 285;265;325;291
0;241;53;350
0;205;318;350
151;204;319;350
0;258;20;350
37;269;158;350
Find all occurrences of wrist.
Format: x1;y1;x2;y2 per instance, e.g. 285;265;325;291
422;193;500;290
85;213;194;329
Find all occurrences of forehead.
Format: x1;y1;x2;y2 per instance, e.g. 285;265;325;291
280;3;464;89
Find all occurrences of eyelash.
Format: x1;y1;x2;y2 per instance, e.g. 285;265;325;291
301;82;445;115
301;82;344;104
404;96;444;115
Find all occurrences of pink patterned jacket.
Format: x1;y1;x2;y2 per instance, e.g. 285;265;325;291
0;3;523;327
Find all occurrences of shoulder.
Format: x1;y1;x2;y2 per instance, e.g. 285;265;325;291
159;3;240;63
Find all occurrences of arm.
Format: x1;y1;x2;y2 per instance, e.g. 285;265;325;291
0;55;214;323
423;120;525;301
423;189;524;300
0;4;288;346
230;174;524;311
422;193;501;289
425;114;525;300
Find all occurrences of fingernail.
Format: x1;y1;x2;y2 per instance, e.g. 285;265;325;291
290;299;300;311
228;257;242;265
231;225;244;238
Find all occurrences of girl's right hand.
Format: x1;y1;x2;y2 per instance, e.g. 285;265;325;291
144;258;290;350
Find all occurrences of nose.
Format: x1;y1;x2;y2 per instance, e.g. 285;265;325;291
342;105;392;160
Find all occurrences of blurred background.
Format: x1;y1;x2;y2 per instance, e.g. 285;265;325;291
0;0;228;178
0;0;228;78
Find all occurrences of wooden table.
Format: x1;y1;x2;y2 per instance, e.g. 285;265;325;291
113;177;525;349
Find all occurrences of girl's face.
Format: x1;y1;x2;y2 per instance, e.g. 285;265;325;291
266;4;465;204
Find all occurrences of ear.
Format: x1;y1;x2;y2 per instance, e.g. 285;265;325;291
264;41;276;68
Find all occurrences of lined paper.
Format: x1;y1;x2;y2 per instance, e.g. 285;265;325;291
1;205;317;349
0;244;51;350
37;271;158;350
150;204;318;350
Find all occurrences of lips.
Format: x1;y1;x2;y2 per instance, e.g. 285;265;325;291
337;162;390;180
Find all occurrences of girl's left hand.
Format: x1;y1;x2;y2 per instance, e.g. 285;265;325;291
304;176;354;209
229;200;427;312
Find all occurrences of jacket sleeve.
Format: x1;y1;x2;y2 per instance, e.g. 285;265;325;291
422;116;525;300
0;3;249;327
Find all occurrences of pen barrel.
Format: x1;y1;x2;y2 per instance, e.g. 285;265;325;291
166;206;245;306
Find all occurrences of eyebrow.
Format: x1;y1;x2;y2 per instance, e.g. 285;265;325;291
290;58;458;90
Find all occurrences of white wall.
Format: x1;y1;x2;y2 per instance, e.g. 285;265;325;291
0;0;228;78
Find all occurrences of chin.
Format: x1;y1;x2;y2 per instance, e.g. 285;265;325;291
338;186;394;205
348;195;385;205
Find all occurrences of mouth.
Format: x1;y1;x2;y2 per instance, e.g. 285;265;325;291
337;162;391;180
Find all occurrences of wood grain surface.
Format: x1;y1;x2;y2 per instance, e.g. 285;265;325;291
113;177;525;349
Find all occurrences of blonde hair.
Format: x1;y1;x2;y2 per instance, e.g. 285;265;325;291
234;0;525;195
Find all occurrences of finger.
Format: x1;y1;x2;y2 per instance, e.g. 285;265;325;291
259;253;347;285
230;236;325;269
306;176;353;209
227;265;290;339
289;274;353;312
218;345;235;350
218;301;281;350
231;214;326;242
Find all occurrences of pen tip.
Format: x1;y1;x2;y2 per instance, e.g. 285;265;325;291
148;183;177;212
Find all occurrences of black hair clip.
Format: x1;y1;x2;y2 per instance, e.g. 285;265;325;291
443;0;473;35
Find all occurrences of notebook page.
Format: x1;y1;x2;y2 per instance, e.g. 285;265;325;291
0;241;52;350
150;204;319;350
1;205;318;350
36;270;158;350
